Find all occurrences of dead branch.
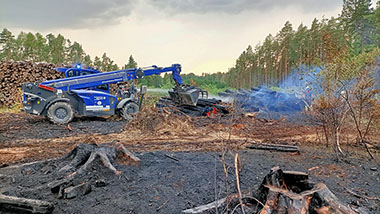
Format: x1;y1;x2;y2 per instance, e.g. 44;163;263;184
234;153;245;214
0;194;54;214
344;187;380;201
182;197;227;213
246;143;299;153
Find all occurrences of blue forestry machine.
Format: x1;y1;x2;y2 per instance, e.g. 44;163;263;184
22;63;216;124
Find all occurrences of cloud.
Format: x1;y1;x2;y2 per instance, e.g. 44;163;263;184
146;0;342;14
0;0;342;30
0;0;135;29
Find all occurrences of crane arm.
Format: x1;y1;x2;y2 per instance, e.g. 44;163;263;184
42;64;183;91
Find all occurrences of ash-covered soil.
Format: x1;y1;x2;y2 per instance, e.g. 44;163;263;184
0;146;379;214
0;113;125;141
0;110;318;165
0;110;379;213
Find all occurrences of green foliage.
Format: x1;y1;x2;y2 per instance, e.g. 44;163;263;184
0;28;14;60
0;29;121;71
341;0;376;51
123;55;137;69
136;72;229;94
218;0;380;90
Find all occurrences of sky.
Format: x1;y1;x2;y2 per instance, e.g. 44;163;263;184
0;0;344;74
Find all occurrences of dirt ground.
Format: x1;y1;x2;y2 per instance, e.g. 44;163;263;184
0;108;379;213
0;109;317;165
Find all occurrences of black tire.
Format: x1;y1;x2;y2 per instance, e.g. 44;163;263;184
47;102;74;124
120;102;139;121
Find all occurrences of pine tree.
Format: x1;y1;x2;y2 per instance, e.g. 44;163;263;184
24;32;37;61
70;42;84;63
0;28;15;60
65;39;73;63
14;32;27;61
101;53;111;71
83;54;93;67
277;21;294;83
46;33;56;63
341;0;374;51
123;55;137;69
35;33;48;62
55;34;66;64
93;56;102;70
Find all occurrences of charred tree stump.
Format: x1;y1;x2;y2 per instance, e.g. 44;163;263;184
58;143;120;175
257;167;358;214
183;167;360;214
46;143;138;199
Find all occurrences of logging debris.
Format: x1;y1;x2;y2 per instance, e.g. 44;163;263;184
156;97;230;117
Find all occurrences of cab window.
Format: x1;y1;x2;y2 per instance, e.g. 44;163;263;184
96;84;109;91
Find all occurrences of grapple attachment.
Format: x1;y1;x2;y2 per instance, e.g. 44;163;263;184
169;85;207;106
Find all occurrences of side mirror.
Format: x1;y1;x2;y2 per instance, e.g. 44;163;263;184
140;86;147;94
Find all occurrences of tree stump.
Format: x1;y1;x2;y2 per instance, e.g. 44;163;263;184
257;167;359;214
46;143;138;199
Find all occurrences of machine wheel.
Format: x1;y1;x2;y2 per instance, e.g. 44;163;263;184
47;102;74;124
120;102;139;121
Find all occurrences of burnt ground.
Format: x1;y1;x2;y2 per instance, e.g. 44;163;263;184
0;113;125;141
0;110;379;213
0;146;379;214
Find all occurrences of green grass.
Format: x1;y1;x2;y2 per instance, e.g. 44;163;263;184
0;103;22;113
141;91;168;107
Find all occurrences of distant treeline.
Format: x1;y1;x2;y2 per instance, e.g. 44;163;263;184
141;0;380;92
1;0;379;93
222;0;380;89
138;72;229;94
0;29;138;72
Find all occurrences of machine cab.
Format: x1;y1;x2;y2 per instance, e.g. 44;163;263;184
56;64;110;92
56;64;100;78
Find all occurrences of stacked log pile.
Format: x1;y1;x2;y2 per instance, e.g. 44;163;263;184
0;61;61;107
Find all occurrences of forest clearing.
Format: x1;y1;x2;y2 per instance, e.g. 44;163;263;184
1;0;380;213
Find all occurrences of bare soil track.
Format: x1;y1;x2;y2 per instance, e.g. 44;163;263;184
0;110;379;213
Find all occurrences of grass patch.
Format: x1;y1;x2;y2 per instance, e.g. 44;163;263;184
141;91;168;107
0;103;22;113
